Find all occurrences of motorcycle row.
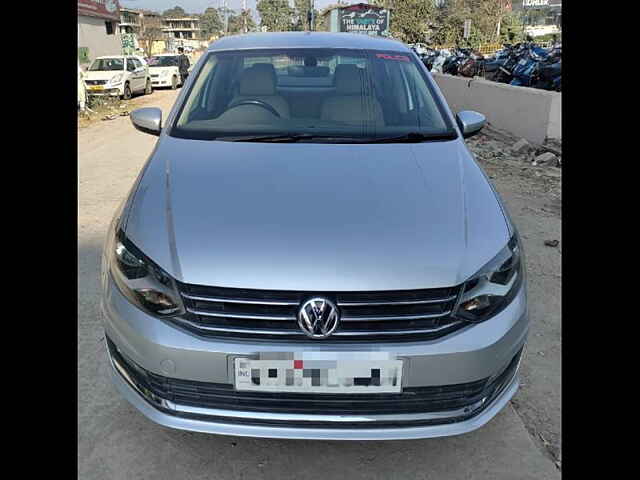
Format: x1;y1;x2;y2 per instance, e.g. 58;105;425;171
413;42;561;92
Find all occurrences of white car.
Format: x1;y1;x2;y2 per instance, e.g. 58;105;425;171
83;55;152;100
147;54;183;89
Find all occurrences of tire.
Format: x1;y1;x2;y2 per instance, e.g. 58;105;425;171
145;79;152;95
171;76;177;90
122;83;132;100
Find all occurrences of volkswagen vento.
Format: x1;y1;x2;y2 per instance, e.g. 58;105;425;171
101;32;528;440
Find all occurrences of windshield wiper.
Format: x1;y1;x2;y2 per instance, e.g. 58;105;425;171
364;131;458;143
214;131;458;143
224;134;322;143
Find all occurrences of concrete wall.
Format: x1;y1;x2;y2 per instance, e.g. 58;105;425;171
78;15;122;65
431;73;561;144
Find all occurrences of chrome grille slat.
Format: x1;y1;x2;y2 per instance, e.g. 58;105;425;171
182;293;298;306
337;295;457;306
341;311;452;322
333;322;465;336
186;308;296;321
174;318;304;335
176;281;463;341
173;317;462;337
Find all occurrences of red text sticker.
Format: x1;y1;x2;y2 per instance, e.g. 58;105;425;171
376;53;410;62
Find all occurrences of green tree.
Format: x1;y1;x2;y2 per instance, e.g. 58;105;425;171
372;0;436;44
257;0;294;32
200;7;223;38
429;0;514;46
227;9;256;34
292;0;312;31
162;6;186;17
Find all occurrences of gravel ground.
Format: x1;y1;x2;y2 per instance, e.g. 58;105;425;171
78;90;561;478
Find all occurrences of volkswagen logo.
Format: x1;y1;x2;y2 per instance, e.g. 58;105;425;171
297;298;340;339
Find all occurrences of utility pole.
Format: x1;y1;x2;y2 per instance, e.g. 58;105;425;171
308;0;314;31
243;0;247;33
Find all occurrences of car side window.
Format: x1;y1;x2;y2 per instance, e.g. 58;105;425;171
127;59;136;72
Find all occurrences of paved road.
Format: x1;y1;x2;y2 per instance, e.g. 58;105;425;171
78;89;561;479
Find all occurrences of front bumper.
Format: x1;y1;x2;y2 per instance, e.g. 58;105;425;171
102;274;528;440
86;86;122;97
151;77;172;87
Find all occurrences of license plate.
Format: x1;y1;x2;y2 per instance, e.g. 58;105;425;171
234;352;403;393
88;85;103;90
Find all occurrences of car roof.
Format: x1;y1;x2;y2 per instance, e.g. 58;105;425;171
208;32;409;53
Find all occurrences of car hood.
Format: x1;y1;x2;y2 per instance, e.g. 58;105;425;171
124;137;510;291
84;71;123;81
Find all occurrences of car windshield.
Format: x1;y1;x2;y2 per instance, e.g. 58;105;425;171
172;48;455;142
89;58;124;71
149;56;179;67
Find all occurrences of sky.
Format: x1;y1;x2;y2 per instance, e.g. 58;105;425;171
119;0;341;17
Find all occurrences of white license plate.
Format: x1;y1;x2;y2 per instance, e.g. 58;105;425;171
234;352;403;393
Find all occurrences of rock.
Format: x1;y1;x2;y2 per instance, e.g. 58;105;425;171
535;152;558;167
544;239;559;247
511;138;532;155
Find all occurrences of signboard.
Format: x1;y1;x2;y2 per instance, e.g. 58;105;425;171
463;19;471;39
513;0;561;9
338;4;389;36
78;0;121;22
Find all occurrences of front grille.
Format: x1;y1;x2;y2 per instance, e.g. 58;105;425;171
85;79;107;85
173;282;465;342
151;74;159;78
107;336;522;427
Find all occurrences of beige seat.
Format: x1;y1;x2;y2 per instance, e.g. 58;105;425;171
321;64;384;126
232;63;290;118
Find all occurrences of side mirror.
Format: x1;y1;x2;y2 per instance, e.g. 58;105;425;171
456;110;486;138
130;107;162;136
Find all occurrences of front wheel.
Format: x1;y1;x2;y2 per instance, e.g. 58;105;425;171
122;84;132;100
171;75;177;90
144;79;152;95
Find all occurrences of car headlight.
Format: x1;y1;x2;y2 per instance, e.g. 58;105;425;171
108;229;184;317
454;233;524;323
110;73;123;84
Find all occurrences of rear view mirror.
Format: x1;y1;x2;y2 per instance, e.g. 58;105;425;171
130;107;162;136
456;111;486;138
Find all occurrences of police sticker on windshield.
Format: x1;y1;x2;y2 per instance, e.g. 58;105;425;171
376;53;410;62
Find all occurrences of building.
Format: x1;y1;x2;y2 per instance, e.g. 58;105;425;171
119;8;142;35
512;0;562;36
162;17;202;40
322;3;390;37
78;0;122;66
141;10;163;31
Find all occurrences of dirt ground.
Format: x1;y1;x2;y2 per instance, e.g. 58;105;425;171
78;89;561;479
466;127;562;468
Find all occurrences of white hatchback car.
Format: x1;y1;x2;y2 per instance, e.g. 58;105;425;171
84;55;152;100
147;54;182;89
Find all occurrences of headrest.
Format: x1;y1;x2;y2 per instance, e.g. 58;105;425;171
239;63;277;96
334;64;366;95
305;66;330;77
287;65;331;77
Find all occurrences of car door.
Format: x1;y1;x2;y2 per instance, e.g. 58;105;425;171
128;58;144;92
126;58;139;91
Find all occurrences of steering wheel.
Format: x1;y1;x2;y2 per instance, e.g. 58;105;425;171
224;99;281;118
